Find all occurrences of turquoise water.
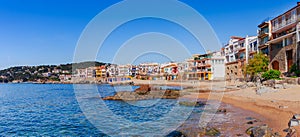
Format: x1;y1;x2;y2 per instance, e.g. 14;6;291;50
0;84;196;136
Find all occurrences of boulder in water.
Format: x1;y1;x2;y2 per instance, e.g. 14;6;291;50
179;101;206;107
165;131;186;137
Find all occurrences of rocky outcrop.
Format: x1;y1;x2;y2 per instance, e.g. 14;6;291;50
256;86;276;95
178;101;206;107
247;82;256;87
262;80;276;88
198;127;221;136
165;131;186;137
285;78;298;85
135;84;151;93
103;85;182;101
256;79;293;94
246;125;280;137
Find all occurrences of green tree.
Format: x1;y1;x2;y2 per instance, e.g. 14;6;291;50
245;53;269;80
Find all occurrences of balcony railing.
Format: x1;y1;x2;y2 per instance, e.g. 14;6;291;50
197;64;209;67
258;30;268;36
272;18;298;32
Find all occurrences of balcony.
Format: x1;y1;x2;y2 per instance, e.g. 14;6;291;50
197;63;211;68
233;49;240;54
258;30;269;38
272;18;298;33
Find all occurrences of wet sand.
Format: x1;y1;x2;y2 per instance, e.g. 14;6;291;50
177;101;266;137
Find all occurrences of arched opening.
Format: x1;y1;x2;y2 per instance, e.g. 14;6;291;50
272;61;279;70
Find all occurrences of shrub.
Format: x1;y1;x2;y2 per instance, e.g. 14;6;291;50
290;64;300;77
262;69;281;80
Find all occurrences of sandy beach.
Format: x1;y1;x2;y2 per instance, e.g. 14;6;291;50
189;85;300;136
132;79;300;136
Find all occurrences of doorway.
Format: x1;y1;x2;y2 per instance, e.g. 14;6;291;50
272;61;279;70
286;50;293;71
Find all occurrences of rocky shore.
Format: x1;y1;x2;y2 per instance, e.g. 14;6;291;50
101;82;284;136
182;83;300;136
103;84;186;101
167;101;275;137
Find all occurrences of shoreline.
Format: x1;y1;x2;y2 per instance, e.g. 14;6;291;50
183;86;300;136
176;99;267;136
2;80;300;136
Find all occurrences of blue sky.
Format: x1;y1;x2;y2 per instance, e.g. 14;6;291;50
0;0;298;69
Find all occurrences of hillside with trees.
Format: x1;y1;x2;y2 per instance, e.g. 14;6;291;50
0;61;108;83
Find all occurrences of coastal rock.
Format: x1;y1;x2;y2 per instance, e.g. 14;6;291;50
164;90;180;99
256;81;262;88
274;84;284;89
205;128;221;136
247;82;256;87
249;125;277;137
237;84;248;89
262;80;276;88
279;105;288;109
179;101;206;107
285;78;298;85
247;121;254;125
165;131;186;137
236;82;247;88
283;83;289;89
135;84;151;94
198;127;221;137
256;86;274;95
103;86;182;101
135;89;149;95
216;108;227;114
245;126;254;135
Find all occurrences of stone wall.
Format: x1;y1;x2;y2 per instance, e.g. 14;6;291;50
225;61;245;81
269;44;297;72
270;47;287;72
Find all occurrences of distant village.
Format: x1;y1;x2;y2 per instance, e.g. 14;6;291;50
1;2;300;84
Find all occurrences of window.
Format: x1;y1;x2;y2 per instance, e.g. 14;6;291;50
254;41;258;51
239;53;245;59
292;9;296;21
282;15;286;25
284;36;295;46
262;48;269;55
262;27;269;33
274;19;279;30
262;36;269;45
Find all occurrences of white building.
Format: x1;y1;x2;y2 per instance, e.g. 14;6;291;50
118;65;131;77
210;51;226;80
223;36;258;80
107;64;118;77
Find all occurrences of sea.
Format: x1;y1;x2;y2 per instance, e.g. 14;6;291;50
0;84;199;136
